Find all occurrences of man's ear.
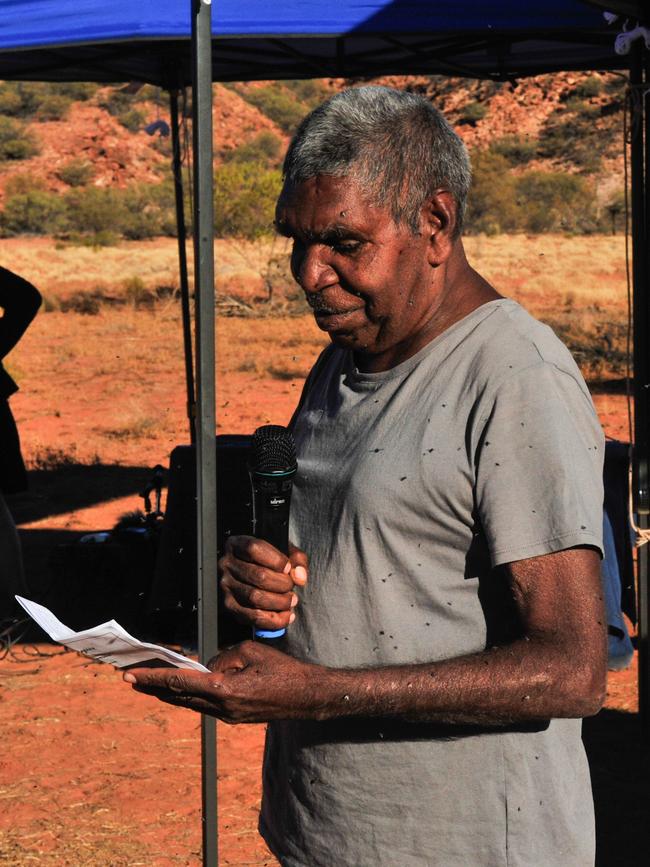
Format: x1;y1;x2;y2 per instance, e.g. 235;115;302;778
419;190;458;266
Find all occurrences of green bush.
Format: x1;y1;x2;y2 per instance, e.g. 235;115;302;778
64;187;128;235
3;174;45;196
239;86;307;134
54;82;98;101
538;109;602;174
0;189;67;235
460;101;488;125
514;172;597;233
464;150;521;234
214;161;282;238
56;158;95;187
489;135;537;166
117;108;146;132
99;90;135;117
34;92;73;121
222;131;283;166
283;80;332;110
0;82;23;115
573;75;603;99
60;183;176;242
119;183;177;239
0;116;39;160
0;82;74;119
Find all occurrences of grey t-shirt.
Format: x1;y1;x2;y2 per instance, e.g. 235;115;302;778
260;299;604;867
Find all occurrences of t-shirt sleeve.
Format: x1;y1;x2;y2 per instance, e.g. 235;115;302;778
474;362;604;567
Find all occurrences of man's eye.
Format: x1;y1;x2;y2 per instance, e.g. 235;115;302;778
332;241;362;255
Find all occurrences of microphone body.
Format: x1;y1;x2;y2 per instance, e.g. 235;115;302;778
248;425;297;643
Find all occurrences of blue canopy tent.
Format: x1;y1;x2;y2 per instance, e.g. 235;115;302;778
0;3;648;865
0;1;622;83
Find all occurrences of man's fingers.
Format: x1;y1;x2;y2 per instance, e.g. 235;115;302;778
225;535;290;572
221;557;294;594
220;591;296;630
123;668;217;696
288;542;309;585
222;574;296;613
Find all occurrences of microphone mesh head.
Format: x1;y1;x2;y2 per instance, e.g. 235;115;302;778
250;425;297;473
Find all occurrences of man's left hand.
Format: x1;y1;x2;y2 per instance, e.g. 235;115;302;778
123;641;322;723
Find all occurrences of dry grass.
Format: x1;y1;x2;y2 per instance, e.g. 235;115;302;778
4;232;630;469
465;234;628;316
0;236;292;306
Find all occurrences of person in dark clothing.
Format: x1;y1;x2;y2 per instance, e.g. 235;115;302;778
0;266;41;621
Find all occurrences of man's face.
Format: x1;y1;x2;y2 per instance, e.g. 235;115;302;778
275;175;440;371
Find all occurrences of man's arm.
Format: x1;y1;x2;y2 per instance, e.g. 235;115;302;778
0;267;42;359
124;545;607;725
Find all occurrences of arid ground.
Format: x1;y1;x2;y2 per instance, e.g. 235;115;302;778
0;234;645;865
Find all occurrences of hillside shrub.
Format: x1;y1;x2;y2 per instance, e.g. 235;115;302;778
0;117;39;160
0;189;67;235
34;92;73;121
56;158;96;186
0;82;23;115
119;183;177;239
464;150;521;234
283;80;332;109
98;89;145;131
572;75;603;99
3;173;45;196
239;86;306;134
0;82;74;120
514;172;597;233
55;82;98;101
99;90;135;117
222;131;283;166
460;101;488;125
214;161;282;238
64;187;128;235
489;135;537;166
117;108;146;132
538;107;604;173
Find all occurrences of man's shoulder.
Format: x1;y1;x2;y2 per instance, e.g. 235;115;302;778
468;299;585;391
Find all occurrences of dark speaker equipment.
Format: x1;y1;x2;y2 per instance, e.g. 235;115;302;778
146;435;253;644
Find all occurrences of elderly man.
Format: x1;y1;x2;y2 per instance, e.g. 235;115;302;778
126;87;607;866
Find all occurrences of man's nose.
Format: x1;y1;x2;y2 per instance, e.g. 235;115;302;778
292;244;336;293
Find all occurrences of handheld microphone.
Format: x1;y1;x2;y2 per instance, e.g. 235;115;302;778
248;425;297;642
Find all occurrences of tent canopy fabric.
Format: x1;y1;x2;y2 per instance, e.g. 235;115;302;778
0;1;620;85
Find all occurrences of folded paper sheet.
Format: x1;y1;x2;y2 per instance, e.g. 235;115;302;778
15;596;210;672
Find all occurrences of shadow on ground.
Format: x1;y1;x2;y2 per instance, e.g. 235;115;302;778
8;461;155;525
583;708;647;866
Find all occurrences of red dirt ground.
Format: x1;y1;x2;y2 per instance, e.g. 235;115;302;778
0;323;644;865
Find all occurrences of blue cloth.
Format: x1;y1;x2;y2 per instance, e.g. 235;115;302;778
601;509;634;670
601;441;635;671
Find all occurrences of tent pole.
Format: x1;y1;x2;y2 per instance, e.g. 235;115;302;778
170;88;196;446
630;44;648;733
191;0;218;864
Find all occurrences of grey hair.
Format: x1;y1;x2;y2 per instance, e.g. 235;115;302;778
283;85;472;235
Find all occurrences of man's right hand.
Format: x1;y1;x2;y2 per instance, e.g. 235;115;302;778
218;536;308;631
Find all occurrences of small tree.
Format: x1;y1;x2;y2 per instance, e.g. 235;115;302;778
0;117;39;160
214;162;282;238
57;159;96;187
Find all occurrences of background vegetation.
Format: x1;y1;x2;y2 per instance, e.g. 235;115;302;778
0;73;627;243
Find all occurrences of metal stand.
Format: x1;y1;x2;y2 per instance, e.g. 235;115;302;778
630;44;649;732
170;88;196;446
191;0;218;864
